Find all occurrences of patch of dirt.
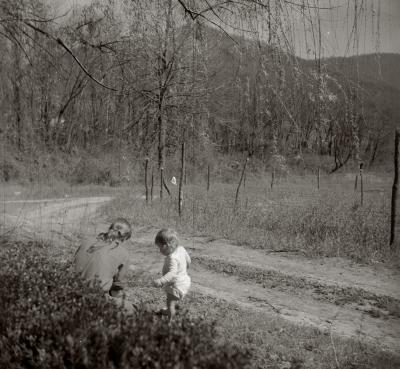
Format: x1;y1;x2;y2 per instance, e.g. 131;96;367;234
130;237;400;352
193;255;400;318
2;197;400;353
187;238;400;300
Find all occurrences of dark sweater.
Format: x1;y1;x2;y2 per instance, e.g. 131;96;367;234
74;237;131;294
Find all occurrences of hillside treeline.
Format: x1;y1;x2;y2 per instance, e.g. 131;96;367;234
0;0;397;183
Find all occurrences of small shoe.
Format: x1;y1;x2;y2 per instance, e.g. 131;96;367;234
155;308;168;316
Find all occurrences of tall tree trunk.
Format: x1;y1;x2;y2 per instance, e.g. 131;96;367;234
13;44;23;151
390;129;400;247
158;97;165;169
157;0;172;169
369;133;381;167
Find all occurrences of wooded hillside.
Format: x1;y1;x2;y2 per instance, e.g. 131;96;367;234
0;0;397;183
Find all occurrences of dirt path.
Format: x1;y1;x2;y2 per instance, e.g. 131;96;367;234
2;197;399;353
132;230;400;352
1;196;112;245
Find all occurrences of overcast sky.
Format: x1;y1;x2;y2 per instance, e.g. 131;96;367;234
291;0;400;58
52;0;400;58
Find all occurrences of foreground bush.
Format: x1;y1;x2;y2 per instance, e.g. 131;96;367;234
0;238;248;369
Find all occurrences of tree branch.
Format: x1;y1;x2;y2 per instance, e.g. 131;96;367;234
22;21;117;91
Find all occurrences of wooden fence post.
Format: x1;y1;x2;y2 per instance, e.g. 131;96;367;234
234;157;249;211
207;165;210;192
179;142;185;217
317;167;320;189
150;168;154;202
160;167;164;202
163;174;171;196
271;167;275;190
359;162;364;206
354;174;358;191
390;129;400;247
144;158;149;204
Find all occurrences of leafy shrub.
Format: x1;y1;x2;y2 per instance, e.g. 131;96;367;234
0;238;248;369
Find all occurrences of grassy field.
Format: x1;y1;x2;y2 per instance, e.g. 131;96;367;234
104;172;396;264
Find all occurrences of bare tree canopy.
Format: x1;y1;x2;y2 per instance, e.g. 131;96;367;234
0;0;398;175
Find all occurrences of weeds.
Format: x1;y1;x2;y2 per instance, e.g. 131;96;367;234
104;175;394;264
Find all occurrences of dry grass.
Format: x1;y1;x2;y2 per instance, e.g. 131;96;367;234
104;172;395;264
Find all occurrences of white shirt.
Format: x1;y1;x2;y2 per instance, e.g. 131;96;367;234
158;246;191;288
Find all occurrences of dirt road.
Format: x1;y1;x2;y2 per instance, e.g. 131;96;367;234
2;196;112;242
2;196;399;353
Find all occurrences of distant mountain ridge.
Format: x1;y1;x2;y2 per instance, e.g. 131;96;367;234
202;26;399;166
205;26;400;94
320;53;400;92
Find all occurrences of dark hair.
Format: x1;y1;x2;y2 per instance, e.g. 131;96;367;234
155;229;178;251
98;218;132;241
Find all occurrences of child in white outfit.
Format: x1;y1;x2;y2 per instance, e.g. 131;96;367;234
153;228;191;321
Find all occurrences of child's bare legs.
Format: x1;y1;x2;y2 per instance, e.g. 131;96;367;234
167;294;180;322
